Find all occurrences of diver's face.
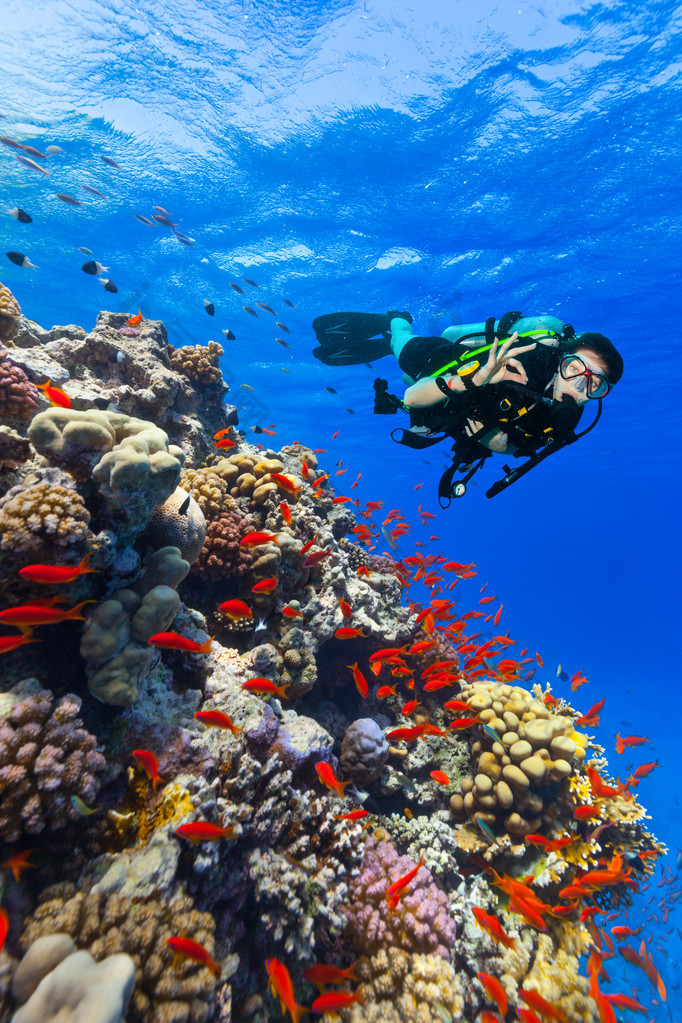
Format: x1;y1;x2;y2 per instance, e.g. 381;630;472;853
553;347;610;405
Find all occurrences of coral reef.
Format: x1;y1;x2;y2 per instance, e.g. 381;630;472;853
340;718;389;785
0;285;21;343
0;470;91;555
169;340;225;390
0;690;106;842
193;510;254;581
0;346;40;420
146;486;207;565
339;947;465;1022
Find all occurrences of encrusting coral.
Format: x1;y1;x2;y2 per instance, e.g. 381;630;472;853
0;690;106;842
19;886;218;1023
0;346;40;419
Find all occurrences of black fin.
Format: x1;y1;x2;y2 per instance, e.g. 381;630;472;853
312;312;392;366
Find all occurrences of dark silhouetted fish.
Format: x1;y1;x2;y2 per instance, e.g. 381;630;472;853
229;282;245;294
82;184;107;198
56;193;83;206
255;301;276;316
20;144;47;159
6;251;37;269
243;277;259;287
282;298;296;308
325;387;337;394
204;300;215;316
345;408;356;414
275;321;290;332
98;278;118;293
243;306;259;317
82;260;109;275
153;214;176;227
276;338;290;348
9;208;32;224
101;155;122;168
172;230;195;247
222;329;236;341
0;137;22;150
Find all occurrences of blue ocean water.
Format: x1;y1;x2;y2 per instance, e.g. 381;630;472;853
2;0;681;1013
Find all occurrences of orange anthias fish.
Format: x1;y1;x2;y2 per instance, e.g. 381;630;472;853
633;760;660;778
518;988;568;1022
0;907;8;954
167;936;221;977
386;723;429;743
270;473;301;496
281;605;303;619
430;770;450;786
376;683;399;699
18;552;98;585
525;834;575;853
127;308;143;326
279;501;292;525
472;906;517;949
386;853;424;911
478;972;508;1018
337;597;352;620
194;710;242;736
219;599;253;619
615;732;652;753
266;957;310;1023
335;809;368;822
334;626;367;640
347;662;369;698
311;989;364;1013
240;531;282;547
0;599;92;627
175;821;237;842
214;428;233;440
36;379;71;408
132;749;163;792
401;698;421;716
1;848;34;882
214;437;236;450
242;677;290;699
315;761;351;798
302;961;359;990
0;632;38;654
148;632;213;654
252;577;278;594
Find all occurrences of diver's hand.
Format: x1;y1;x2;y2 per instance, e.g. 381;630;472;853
472;332;537;387
465;420;510;453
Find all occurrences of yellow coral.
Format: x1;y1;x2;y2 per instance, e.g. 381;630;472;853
338;947;464;1022
0;477;90;553
180;467;233;519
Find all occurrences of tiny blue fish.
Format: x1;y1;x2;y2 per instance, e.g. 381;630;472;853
475;816;497;845
481;722;504;746
71;794;97;816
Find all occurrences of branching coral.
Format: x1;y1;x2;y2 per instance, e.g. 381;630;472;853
0;691;106;842
345;838;456;960
0;469;91;554
19;885;218;1023
0;283;21;342
0;345;40;418
169;340;225;389
192;510;254;581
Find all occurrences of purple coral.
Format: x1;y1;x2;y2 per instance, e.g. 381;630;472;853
345;838;456;960
0;346;40;419
193;510;254;581
118;326;140;337
0;692;106;842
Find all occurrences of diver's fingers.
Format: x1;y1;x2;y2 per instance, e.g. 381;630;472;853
499;342;537;361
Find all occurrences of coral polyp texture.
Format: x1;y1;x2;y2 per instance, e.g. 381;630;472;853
0;293;666;1023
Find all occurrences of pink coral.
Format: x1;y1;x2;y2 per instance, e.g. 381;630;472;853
345;838;456;960
0;691;106;842
0;346;40;419
192;509;254;581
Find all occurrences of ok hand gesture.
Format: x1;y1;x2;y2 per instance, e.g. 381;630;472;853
472;332;537;387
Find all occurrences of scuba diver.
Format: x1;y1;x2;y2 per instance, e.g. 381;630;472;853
312;309;624;505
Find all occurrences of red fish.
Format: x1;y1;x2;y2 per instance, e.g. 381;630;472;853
194;710;241;736
0;631;38;654
311;989;364;1013
279;501;292;524
443;700;473;713
148;632;213;654
472;906;516;949
337;597;352;620
574;804;601;820
219;599;253;619
36;379;71;408
265;958;309;1023
270;473;301;496
18;552;97;585
127;309;143;326
303;549;334;568
386;853;424;911
281;606;303;619
0;599;94;628
132;749;163;792
1;848;34;882
525;834;574;852
449;716;480;730
517;1011;543;1023
167;936;221;977
615;732;652;753
478;972;507;1017
242;678;290;699
430;770;450;786
633;760;660;779
386;724;428;742
303;961;359;990
335;809;368;822
175;821;237;842
214;437;236;450
0;907;8;953
315;761;351;798
376;683;399;699
518;989;567;1021
401;699;421;715
252;577;278;594
347;662;369;698
213;428;233;440
603;993;647;1014
334;627;367;640
240;531;282;547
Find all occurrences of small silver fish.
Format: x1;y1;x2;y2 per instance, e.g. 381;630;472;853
152;205;171;215
78;246;94;255
101;155;122;168
282;298;296;308
381;524;398;550
56;193;83;206
134;214;156;226
46;144;64;155
14;153;49;176
82;184;107;198
242;276;259;287
71;794;97;816
20;144;47;159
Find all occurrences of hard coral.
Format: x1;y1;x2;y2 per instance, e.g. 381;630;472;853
146;485;207;565
0;283;21;342
0;345;40;418
193;510;254;581
169;340;225;389
0;691;106;842
345;838;456;961
180;467;232;520
0;469;91;554
338;947;464;1022
20;885;218;1023
340;718;389;786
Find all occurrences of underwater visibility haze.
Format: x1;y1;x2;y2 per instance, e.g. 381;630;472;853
0;0;681;1020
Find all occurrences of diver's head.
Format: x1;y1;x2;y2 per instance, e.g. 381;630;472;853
553;332;623;404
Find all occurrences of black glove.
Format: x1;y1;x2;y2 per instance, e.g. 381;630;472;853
386;310;413;324
373;378;401;414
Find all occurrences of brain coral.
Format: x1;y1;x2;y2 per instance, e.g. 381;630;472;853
192;509;254;581
0;469;91;554
345;838;456;961
0;344;40;418
20;885;218;1023
0;691;106;842
146;485;206;565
